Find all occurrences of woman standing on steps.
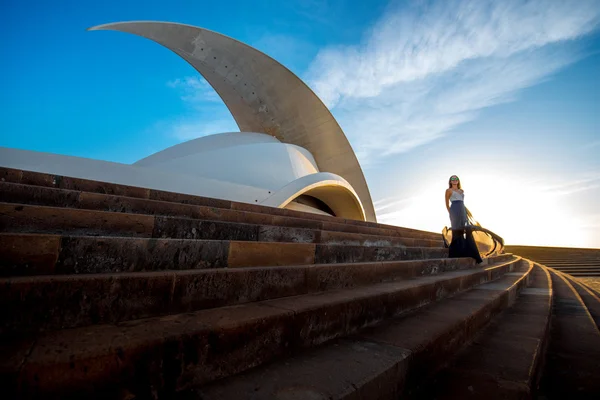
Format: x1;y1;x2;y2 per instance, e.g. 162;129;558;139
445;175;482;263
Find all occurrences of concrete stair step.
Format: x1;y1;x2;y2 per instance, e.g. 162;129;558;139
541;264;600;268
0;254;514;336
188;261;533;400
528;259;599;262
0;182;443;242
513;257;600;260
552;270;600;275
0;170;441;240
558;272;600;331
552;271;600;275
0;202;443;248
514;258;600;262
415;264;552;399
552;267;600;271
539;268;600;399
546;262;600;265
0;233;450;277
543;262;600;265
577;278;600;296
3;258;523;399
521;255;600;258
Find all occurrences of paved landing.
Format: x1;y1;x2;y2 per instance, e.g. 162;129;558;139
578;277;600;294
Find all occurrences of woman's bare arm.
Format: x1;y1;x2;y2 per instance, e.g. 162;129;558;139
445;189;451;212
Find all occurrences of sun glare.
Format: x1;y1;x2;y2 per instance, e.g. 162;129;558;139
377;172;591;248
466;178;586;247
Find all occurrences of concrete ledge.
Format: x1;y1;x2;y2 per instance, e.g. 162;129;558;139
541;268;600;398
556;271;600;330
0;169;441;239
0;233;450;277
4;260;519;398
194;264;532;399
0;200;444;247
0;256;515;336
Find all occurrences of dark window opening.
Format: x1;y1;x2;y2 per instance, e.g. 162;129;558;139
291;195;335;216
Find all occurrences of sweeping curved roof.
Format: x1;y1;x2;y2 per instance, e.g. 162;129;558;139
89;21;376;222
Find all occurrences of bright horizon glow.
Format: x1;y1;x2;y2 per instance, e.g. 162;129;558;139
1;0;599;248
377;173;597;249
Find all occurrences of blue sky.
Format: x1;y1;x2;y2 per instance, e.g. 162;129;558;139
1;0;599;248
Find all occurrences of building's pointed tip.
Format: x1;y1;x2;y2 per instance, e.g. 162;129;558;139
87;23;110;32
87;22;128;32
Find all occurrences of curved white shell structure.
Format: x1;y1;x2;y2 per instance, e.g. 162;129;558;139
0;132;365;220
0;21;375;222
134;132;366;220
89;21;376;222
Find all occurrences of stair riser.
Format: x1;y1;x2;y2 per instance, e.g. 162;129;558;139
197;264;533;400
547;273;600;277
0;167;229;207
402;294;510;391
553;271;600;331
411;265;549;400
540;268;600;397
14;262;518;398
1;257;489;336
367;262;534;399
0;234;448;277
265;267;516;351
0;177;441;240
233;201;439;239
530;267;554;392
0;201;443;247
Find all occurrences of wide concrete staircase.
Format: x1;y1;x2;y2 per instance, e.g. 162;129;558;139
506;245;600;277
0;167;596;399
506;246;600;399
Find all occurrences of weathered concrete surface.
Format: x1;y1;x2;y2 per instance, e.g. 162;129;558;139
0;267;307;335
540;269;600;399
152;215;259;241
416;265;551;399
1;257;502;336
5;261;519;398
0;202;155;237
227;241;316;268
559;273;600;329
0;166;525;400
507;245;600;277
0;198;444;252
194;264;531;400
578;277;600;293
191;339;412;400
0;232;450;277
0;182;444;244
1;167;447;240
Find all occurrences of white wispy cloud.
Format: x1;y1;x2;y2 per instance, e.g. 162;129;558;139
538;174;600;196
167;76;222;105
164;118;239;141
373;196;415;213
164;76;238;141
161;0;599;159
307;0;600;162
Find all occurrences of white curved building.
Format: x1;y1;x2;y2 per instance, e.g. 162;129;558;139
0;132;366;220
0;21;376;222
